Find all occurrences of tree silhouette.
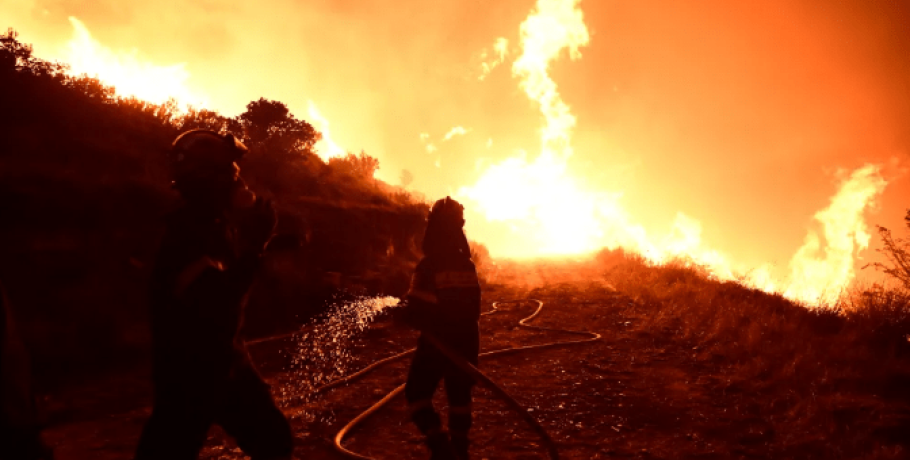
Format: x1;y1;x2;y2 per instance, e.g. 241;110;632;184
1;28;66;77
329;151;380;179
64;75;116;102
238;98;320;156
178;107;239;133
0;33;16;73
867;210;910;290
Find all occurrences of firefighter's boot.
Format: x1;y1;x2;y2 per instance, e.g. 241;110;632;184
426;431;456;460
449;405;472;460
450;434;469;460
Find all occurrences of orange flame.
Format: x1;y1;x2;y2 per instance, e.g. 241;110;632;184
460;0;596;256
782;165;887;304
459;0;887;305
307;100;347;161
63;17;205;108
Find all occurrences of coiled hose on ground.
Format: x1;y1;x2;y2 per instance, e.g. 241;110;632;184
300;299;601;460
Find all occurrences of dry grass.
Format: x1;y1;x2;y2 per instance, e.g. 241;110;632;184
591;247;910;457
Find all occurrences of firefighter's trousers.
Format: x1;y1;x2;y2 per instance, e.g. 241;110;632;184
405;323;479;450
135;358;292;460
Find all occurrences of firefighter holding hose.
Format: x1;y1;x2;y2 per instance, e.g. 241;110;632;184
135;130;293;460
403;197;481;460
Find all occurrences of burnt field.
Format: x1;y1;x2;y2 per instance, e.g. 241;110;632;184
40;255;910;459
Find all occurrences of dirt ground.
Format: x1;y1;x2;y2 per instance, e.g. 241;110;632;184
41;281;910;459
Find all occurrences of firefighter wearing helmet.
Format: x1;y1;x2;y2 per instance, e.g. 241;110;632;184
403;197;481;460
135;130;293;460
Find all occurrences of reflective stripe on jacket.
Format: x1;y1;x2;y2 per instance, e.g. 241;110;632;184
406;256;481;328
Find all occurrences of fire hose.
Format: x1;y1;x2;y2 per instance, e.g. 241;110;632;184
303;299;601;460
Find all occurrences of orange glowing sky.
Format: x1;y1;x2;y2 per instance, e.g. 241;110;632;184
3;0;910;300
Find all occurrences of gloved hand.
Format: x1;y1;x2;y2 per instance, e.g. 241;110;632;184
392;299;442;332
389;299;418;328
234;196;278;257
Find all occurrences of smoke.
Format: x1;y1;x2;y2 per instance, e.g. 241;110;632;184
479;37;509;80
443;126;469;141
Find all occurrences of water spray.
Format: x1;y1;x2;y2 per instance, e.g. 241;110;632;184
246;295;400;413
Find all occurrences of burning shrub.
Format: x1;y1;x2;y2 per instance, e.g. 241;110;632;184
841;286;910;349
327;151;380;180
867;222;910;290
469;240;494;284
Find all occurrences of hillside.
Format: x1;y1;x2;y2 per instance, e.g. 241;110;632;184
0;29;428;387
38;255;910;459
5;27;910;459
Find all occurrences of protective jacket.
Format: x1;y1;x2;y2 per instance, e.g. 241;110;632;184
403;252;481;460
405;255;481;336
138;202;292;460
148;205;260;388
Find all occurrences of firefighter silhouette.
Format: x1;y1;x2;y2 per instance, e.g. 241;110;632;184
135;130;293;460
403;197;481;460
1;281;54;460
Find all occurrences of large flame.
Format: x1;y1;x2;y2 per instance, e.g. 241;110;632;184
48;6;888;306
511;0;588;158
783;165;887;304
459;0;887;305
62;17;205;108
60;18;352;164
460;0;597;255
307;100;347;161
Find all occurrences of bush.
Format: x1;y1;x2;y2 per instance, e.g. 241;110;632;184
470;240;494;284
